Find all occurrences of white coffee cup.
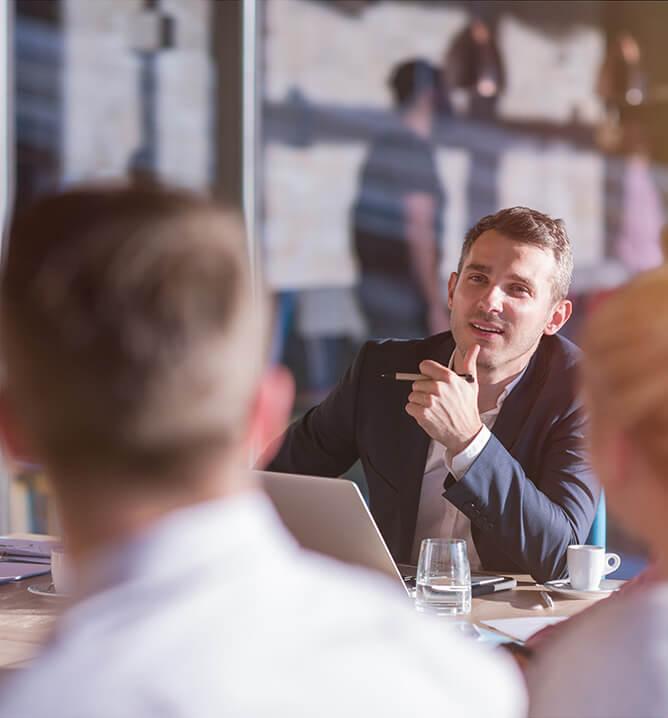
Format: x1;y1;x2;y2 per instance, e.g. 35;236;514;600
50;547;72;595
567;545;621;591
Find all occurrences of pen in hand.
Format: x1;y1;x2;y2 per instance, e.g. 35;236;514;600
381;372;475;383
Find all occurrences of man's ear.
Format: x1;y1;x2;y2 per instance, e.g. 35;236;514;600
247;365;295;468
447;272;458;311
0;390;36;464
544;298;572;336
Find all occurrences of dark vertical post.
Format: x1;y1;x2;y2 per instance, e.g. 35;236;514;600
128;0;175;181
211;0;243;210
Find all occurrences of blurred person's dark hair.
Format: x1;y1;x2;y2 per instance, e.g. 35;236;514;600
457;207;573;301
388;58;440;109
0;184;265;486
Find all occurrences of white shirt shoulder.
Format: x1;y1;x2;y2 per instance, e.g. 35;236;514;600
0;495;526;718
528;582;668;718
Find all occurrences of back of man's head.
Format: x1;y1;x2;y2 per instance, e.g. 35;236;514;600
0;184;265;489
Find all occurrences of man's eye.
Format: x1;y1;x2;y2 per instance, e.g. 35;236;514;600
512;285;530;295
469;274;486;283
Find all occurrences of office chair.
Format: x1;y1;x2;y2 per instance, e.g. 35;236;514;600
586;491;606;548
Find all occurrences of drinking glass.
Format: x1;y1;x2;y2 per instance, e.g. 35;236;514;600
415;538;471;616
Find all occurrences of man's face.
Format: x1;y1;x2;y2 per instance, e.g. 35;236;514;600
448;229;570;376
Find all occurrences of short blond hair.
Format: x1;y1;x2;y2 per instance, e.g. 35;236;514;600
582;266;668;478
0;184;266;483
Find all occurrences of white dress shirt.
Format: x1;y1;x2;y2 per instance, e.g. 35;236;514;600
0;488;526;718
528;582;668;718
412;357;526;566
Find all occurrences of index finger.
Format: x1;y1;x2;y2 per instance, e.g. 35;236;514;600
418;359;451;381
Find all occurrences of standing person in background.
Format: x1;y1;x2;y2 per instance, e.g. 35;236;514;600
597;32;647;126
611;122;664;274
443;18;505;233
596;32;664;276
528;266;668;718
445;18;505;121
0;185;525;718
352;58;448;339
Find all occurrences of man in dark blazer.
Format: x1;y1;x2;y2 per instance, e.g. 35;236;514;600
268;207;598;583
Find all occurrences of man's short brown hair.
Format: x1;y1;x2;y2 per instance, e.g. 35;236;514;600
0;184;264;483
457;207;573;301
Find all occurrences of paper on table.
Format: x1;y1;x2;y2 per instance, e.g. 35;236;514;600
481;616;567;643
474;626;515;646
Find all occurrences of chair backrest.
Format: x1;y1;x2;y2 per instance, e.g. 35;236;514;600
586;491;606;548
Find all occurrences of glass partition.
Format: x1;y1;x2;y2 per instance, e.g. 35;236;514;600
258;0;665;575
5;0;236;532
260;0;667;420
3;0;659;572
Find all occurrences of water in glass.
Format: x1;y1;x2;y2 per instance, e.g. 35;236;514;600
415;577;472;615
415;538;471;616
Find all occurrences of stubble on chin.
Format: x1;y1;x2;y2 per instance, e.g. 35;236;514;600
476;354;497;372
484;331;544;376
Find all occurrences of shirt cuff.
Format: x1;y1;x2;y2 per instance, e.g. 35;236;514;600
448;425;491;480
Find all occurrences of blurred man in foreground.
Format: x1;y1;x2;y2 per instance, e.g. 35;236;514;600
0;185;524;717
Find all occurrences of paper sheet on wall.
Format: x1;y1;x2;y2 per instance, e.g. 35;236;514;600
481;616;567;643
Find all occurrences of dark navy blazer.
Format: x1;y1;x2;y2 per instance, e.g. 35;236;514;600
268;331;599;583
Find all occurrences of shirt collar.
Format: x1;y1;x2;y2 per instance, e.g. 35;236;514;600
72;487;294;601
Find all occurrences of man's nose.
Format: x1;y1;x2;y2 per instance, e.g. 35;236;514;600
477;285;504;314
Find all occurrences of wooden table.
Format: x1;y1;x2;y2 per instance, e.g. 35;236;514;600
0;572;605;670
470;574;600;624
0;577;58;669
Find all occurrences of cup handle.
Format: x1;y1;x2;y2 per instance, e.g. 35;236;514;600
604;553;621;575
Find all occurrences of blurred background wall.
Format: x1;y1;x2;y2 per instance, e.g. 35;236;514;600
262;0;668;406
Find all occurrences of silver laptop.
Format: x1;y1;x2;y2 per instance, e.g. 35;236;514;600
258;470;515;597
258;470;407;590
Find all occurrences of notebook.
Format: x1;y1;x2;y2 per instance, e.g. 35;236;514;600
0;562;51;584
0;536;56;584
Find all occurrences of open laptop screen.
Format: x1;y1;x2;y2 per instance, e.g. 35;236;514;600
258;470;406;588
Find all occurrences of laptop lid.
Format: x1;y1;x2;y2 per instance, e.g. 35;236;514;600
257;470;408;591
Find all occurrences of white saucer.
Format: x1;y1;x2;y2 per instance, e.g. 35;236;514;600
544;578;624;600
27;582;70;599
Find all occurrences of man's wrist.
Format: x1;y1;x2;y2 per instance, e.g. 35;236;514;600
447;422;484;457
447;424;491;480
